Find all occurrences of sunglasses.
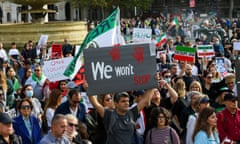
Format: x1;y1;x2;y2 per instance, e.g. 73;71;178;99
21;105;31;110
68;122;78;127
34;69;40;72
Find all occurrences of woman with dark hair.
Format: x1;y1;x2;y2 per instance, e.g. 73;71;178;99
145;107;180;144
6;66;21;108
20;84;43;120
57;80;68;102
192;107;220;144
13;98;42;144
21;67;32;86
43;89;62;130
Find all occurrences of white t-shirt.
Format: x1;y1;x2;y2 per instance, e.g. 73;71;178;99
8;49;20;56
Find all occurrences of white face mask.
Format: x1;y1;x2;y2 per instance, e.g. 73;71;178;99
215;40;220;45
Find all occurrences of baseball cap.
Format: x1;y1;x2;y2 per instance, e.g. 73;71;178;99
133;90;145;97
224;93;237;101
0;113;13;124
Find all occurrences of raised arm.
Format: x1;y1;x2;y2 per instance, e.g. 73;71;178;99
137;89;154;112
88;95;105;118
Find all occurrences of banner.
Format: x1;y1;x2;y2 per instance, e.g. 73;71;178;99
51;44;62;59
132;28;152;43
197;45;215;57
84;43;157;95
43;57;73;82
173;46;195;63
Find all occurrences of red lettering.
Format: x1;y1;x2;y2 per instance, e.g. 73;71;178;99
134;74;150;85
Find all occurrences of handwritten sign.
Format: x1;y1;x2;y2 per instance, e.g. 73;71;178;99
43;57;73;82
51;44;62;59
84;43;157;95
132;28;152;43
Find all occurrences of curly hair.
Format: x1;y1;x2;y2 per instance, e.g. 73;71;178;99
150;107;171;127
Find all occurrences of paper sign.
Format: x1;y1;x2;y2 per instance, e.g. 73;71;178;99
51;44;62;59
132;28;152;43
84;43;157;95
215;57;227;73
233;42;240;51
37;34;48;47
43;57;73;82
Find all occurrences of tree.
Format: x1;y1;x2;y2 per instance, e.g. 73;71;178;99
70;0;153;18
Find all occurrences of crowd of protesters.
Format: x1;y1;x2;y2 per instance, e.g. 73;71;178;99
0;13;240;144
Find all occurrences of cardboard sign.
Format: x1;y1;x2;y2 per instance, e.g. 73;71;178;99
43;57;73;82
84;43;157;95
132;28;152;43
51;44;62;59
37;34;48;47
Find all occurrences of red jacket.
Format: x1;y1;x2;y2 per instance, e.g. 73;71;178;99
217;108;240;141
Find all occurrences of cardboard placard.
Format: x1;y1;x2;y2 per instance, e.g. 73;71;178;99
84;43;157;95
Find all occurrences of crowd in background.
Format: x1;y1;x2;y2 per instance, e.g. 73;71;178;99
0;13;240;144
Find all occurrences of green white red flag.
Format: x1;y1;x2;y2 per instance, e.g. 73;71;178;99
155;33;167;47
173;46;196;63
64;8;124;79
170;17;179;28
197;45;215;58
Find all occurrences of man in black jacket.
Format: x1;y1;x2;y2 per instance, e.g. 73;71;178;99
0;113;22;144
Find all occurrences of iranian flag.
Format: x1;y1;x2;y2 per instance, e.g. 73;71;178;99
155;33;167;47
169;17;179;28
197;45;215;57
173;46;196;62
64;8;124;79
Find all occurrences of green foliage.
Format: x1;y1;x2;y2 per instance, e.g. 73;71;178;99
70;0;153;10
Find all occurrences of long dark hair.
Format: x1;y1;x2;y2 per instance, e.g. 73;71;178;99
192;107;216;141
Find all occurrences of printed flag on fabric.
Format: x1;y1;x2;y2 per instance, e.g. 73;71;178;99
155;33;167;47
64;8;124;79
197;45;215;58
170;17;179;28
173;46;196;63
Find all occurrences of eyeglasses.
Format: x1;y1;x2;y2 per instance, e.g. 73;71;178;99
68;122;78;127
207;76;213;79
34;69;40;72
20;105;31;110
164;75;171;78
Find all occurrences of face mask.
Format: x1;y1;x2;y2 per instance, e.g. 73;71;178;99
35;59;40;63
215;40;219;45
25;90;33;97
165;78;171;83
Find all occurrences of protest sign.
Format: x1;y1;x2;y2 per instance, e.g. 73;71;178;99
37;34;48;47
233;42;240;51
197;45;215;57
215;57;227;74
132;28;152;43
84;43;157;95
51;44;62;59
43;57;73;82
173;46;196;63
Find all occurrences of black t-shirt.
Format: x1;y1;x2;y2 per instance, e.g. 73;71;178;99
104;106;138;144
